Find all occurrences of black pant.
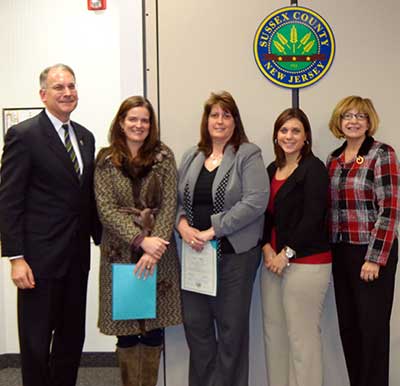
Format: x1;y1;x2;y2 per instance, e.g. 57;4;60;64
182;246;261;386
117;329;163;348
18;259;88;386
332;240;398;386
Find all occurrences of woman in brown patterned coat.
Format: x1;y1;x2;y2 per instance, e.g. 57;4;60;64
94;96;182;386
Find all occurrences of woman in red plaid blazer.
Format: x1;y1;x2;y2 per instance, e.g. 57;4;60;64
327;96;400;386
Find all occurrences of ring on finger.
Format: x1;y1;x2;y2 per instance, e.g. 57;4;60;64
190;240;195;245
146;265;151;270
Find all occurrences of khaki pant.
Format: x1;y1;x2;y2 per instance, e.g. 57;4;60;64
260;263;331;386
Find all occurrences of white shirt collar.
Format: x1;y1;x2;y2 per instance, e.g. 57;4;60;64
45;109;71;133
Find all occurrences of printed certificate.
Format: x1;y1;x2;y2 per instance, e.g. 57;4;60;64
181;240;217;296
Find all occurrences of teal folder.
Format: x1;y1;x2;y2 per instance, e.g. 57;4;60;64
112;264;157;321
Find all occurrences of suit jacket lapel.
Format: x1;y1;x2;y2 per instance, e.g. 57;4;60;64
39;112;80;184
186;151;206;204
71;122;90;184
212;145;235;197
186;145;235;204
275;172;298;204
274;158;308;204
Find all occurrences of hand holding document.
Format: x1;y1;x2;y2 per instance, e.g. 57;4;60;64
181;240;217;296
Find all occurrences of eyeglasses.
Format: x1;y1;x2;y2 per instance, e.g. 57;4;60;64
341;112;368;121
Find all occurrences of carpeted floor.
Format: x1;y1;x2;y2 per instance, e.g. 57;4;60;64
0;367;121;386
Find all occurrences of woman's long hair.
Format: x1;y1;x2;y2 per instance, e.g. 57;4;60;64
273;108;312;168
96;96;160;168
198;91;248;156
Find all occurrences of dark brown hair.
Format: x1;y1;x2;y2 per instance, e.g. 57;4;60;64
97;96;160;168
273;108;312;168
198;91;248;156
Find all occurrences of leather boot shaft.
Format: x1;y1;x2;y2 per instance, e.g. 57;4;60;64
141;345;162;386
117;345;141;386
117;344;162;386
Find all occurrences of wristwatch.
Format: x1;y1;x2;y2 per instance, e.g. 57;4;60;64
284;246;296;259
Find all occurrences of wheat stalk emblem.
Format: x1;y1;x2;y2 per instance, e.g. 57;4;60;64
277;32;291;51
297;32;311;49
273;40;286;54
290;25;298;53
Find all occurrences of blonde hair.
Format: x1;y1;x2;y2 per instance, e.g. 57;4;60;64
329;96;379;138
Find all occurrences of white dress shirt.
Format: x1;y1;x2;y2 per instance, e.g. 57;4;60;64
46;110;84;174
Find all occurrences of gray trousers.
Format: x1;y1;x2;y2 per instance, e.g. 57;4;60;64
182;246;261;386
260;262;331;386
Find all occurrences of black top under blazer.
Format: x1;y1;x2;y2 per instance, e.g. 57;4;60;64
263;153;331;258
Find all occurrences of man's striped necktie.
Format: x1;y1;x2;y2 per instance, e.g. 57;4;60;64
62;124;81;176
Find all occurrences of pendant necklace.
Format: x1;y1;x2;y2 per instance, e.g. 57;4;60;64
210;153;223;165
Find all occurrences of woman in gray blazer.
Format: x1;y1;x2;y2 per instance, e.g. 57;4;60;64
176;91;269;386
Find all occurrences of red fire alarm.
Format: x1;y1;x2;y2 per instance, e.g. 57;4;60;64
87;0;106;10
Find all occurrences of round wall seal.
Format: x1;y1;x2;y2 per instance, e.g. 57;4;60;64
254;6;335;88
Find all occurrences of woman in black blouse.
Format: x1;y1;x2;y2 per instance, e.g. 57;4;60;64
176;91;268;386
261;108;331;386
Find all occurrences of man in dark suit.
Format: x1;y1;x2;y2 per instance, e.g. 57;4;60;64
0;64;101;386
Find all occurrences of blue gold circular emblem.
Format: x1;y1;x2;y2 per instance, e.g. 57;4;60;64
254;6;335;88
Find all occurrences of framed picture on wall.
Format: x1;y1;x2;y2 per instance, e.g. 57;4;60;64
2;107;43;137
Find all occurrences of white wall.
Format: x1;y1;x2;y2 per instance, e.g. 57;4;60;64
0;0;144;354
144;1;400;385
1;1;400;386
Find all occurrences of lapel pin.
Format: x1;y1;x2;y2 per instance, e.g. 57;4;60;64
79;139;84;146
356;156;364;165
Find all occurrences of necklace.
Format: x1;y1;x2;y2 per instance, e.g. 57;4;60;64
209;153;223;165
